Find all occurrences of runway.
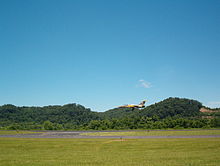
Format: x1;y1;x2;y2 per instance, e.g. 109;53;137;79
1;130;220;139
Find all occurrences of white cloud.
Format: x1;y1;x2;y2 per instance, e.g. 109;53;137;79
138;79;152;88
207;101;220;108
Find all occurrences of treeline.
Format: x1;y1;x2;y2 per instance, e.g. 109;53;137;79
85;116;220;130
4;116;220;130
0;97;220;130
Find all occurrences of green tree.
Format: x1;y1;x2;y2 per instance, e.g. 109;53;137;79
43;121;54;130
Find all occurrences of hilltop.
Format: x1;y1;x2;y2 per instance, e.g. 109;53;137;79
0;97;219;130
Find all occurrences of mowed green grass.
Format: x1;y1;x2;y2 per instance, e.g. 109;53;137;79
81;129;220;137
0;137;220;166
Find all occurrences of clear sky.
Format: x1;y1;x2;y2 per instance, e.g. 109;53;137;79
0;0;219;112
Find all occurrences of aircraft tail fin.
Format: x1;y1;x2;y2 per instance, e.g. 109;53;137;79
139;100;146;105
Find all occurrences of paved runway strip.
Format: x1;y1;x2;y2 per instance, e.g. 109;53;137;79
1;130;220;138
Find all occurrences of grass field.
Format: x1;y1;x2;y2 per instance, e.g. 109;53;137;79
0;137;220;166
80;129;220;137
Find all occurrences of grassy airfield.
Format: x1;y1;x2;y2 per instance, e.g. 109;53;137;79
0;130;220;166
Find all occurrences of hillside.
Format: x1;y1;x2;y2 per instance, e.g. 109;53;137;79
200;107;220;113
199;107;220;119
139;97;202;118
0;103;100;130
101;97;203;119
0;97;219;130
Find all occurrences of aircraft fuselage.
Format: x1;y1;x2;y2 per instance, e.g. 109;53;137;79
118;100;146;109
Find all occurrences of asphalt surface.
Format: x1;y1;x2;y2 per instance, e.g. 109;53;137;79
0;130;220;139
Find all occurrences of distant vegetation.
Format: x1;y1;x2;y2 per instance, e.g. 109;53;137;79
0;104;100;130
0;97;220;130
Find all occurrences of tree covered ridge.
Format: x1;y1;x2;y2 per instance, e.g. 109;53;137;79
101;97;203;119
139;97;203;118
0;97;219;130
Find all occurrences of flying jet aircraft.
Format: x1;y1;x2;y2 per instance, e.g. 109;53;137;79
118;100;147;109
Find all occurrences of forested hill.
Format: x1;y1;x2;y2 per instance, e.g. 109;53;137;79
0;97;219;130
0;104;100;129
100;98;203;119
139;97;203;118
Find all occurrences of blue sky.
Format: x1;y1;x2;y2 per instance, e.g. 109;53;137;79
0;0;219;111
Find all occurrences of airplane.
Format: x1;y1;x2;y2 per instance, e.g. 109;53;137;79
118;100;147;109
